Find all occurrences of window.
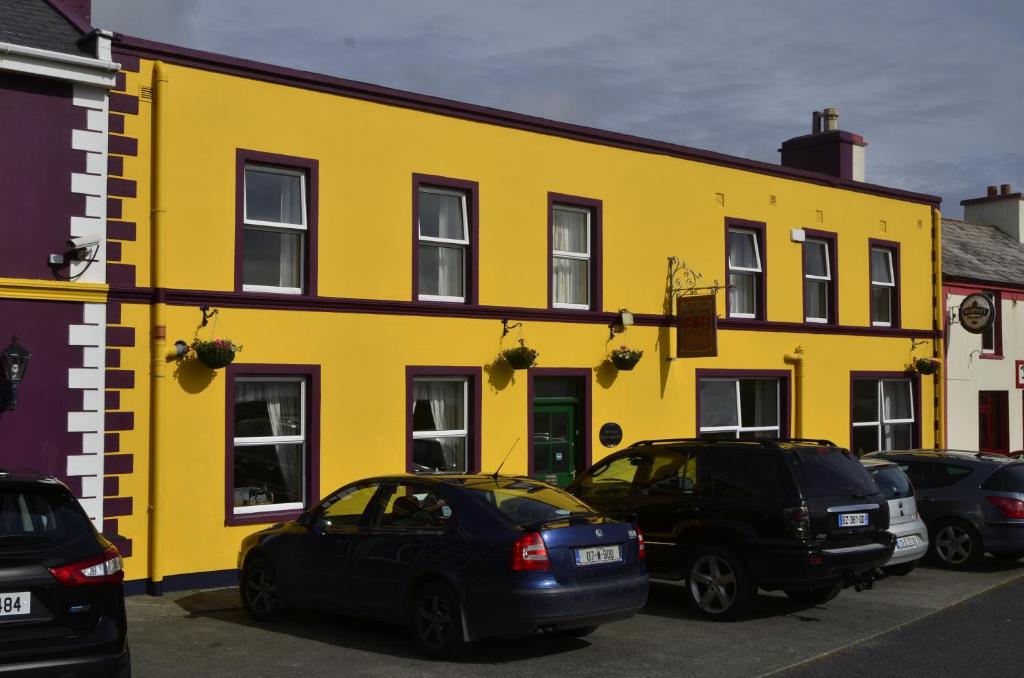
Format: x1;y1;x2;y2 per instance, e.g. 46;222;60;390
376;483;454;529
981;291;1001;354
900;462;972;490
549;195;602;311
641;450;699;497
803;237;834;323
698;376;783;439
236;150;317;295
869;245;898;327
709;452;781;499
417;186;468;301
411;377;470;473
790;448;878;498
318;483;381;529
573;453;644;502
727;226;764;319
851;377;915;454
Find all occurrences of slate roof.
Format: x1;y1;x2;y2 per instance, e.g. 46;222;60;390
0;0;88;56
942;218;1024;287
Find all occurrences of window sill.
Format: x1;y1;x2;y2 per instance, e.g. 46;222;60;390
979;353;1004;360
225;508;304;526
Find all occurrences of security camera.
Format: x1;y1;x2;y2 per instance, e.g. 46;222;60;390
66;235;101;250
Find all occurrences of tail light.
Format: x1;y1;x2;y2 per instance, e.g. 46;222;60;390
512;532;550;571
50;545;124;586
986;496;1024;519
637;529;646;559
783;504;812;539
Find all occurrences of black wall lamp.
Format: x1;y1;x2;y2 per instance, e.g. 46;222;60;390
0;334;31;411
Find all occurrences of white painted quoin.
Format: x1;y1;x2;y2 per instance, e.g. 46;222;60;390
943;186;1024;454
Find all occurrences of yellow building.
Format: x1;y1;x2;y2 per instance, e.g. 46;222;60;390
103;40;942;592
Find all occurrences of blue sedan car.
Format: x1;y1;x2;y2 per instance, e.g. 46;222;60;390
237;474;648;657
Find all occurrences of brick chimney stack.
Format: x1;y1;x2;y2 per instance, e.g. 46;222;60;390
962;183;1024;243
779;108;867;182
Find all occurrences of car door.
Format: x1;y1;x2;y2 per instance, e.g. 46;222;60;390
288;482;384;610
346;482;457;621
630;449;701;576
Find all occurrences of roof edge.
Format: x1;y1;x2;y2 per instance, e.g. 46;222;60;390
42;0;92;35
111;34;941;208
943;275;1024;292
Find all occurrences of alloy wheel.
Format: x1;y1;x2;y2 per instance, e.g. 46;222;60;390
244;564;277;615
415;592;453;649
935;525;973;565
689;554;737;614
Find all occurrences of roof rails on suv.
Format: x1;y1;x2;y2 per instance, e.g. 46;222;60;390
627;437;838;449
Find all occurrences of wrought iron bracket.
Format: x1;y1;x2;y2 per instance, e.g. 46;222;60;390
199;305;218;328
501;319;523;338
668;256;727;298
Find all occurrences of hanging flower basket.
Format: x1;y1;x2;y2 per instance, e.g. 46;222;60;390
192;338;242;369
502;340;538;370
910;356;941;375
610;346;643;371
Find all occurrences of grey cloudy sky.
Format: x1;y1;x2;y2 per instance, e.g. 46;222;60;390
93;0;1024;217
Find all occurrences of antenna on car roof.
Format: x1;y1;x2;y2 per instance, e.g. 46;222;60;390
492;437;520;480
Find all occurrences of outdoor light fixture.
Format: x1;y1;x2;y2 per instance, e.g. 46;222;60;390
608;309;634;341
0;334;31;411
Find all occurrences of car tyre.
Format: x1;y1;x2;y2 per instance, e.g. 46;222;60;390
783;582;842;605
241;556;287;622
684;545;754;621
411;582;467;659
883;560;919;576
930;520;982;570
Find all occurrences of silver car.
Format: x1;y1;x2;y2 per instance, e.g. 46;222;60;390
861;458;928;574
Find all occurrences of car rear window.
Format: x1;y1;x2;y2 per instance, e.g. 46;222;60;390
790;448;879;498
869;465;913;499
981;464;1024;492
462;479;593;525
0;486;92;549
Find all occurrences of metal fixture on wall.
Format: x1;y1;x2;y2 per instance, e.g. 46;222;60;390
501;319;523;338
0;334;32;411
608;308;634;341
668;257;726;298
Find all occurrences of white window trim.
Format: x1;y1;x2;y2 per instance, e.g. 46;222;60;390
852;379;914;452
412;377;470;474
870;247;896;327
698;378;781;438
243;165;308;294
232;376;307;515
728;230;762;273
804;239;831;323
552;205;593;310
418;187;469;303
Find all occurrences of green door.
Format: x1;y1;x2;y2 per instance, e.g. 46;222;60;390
532;403;576;487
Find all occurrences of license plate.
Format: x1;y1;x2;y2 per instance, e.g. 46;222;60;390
575;544;621;566
896;535;921;550
837;512;869;527
0;592;30;617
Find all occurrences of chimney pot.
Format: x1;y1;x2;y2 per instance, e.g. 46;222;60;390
1001;183;1013;195
812;111;822;134
823;107;839;131
988;186;999;197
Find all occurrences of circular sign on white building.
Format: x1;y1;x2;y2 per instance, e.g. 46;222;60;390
959;293;995;334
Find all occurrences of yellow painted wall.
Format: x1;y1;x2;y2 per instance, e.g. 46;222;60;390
113;59;939;582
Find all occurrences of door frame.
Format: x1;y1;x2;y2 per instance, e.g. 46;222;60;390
527;369;592;478
979;390;1009;455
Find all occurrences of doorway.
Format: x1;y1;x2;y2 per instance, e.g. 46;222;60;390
530;374;588;486
979;391;1008;455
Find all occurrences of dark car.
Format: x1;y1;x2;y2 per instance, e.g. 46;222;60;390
237;474;648;658
568;438;895;620
866;450;1024;569
0;469;129;676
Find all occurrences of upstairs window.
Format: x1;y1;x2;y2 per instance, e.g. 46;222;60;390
727;228;763;319
551;204;592;309
803;238;833;323
243;165;308;294
417;186;469;302
870;246;898;327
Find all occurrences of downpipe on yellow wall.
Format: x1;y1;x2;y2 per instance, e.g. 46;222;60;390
932;206;944;448
783;347;804;439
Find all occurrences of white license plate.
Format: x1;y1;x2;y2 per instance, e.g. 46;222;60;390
575;544;621;566
837;512;869;527
896;535;921;550
0;592;30;617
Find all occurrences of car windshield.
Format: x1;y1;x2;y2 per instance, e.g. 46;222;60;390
791;448;879;498
0;486;91;550
461;478;594;525
870;465;913;500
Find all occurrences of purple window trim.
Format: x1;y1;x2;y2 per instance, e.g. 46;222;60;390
405;366;483;475
802;229;839;326
868;239;901;329
694;369;792;438
109;37;941;208
981;290;1003;357
547;193;603;312
849;371;922;450
411;174;480;306
725;218;768;321
224;363;321;527
234;149;319;297
526;369;593;476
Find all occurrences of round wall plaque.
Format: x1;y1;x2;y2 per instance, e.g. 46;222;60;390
599;422;623;448
959;293;995;334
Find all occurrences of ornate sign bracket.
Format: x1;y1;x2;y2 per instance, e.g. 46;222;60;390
668;256;727;298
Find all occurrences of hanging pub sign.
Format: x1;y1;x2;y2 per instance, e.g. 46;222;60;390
959;293;995;334
676;294;718;358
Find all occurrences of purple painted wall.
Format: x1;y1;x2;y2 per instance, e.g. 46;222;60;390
0;72;85;279
0;299;81;479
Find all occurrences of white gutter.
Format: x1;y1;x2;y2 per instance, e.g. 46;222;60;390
0;34;119;88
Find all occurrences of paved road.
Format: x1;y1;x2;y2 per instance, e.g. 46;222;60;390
127;559;1024;678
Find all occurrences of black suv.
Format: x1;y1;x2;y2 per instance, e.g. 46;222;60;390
0;470;130;676
568;438;895;619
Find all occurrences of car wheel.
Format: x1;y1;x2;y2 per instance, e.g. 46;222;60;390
883;560;919;576
783;582;842;605
684;545;754;621
411;582;467;659
930;520;982;570
560;625;599;638
241;556;286;622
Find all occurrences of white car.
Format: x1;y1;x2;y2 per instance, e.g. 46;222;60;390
861;457;929;575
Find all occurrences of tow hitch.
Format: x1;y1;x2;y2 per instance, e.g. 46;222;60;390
844;569;876;592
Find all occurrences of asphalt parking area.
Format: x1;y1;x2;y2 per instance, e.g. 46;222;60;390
127;559;1024;678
